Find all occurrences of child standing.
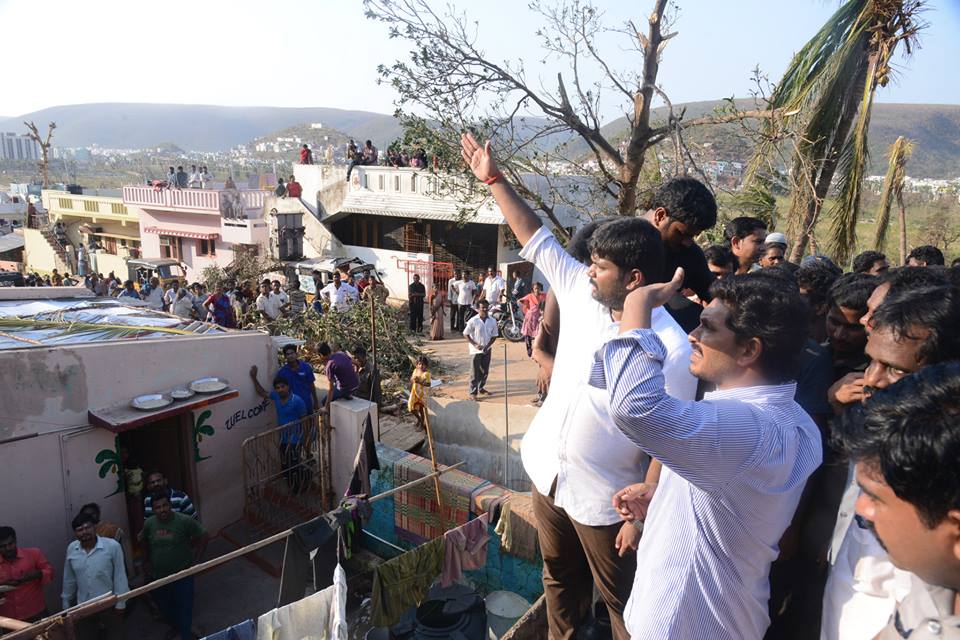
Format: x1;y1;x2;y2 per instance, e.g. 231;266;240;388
408;356;431;430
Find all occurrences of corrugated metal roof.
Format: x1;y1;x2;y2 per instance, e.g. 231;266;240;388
0;233;25;253
338;191;505;225
0;297;228;350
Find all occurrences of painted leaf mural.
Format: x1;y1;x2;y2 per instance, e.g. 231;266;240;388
193;409;215;462
94;436;124;497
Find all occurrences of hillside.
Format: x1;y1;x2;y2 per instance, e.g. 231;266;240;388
5;103;404;152
559;100;960;179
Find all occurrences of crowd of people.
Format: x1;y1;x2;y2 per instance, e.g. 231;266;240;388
1;470;206;639
458;132;960;640
153;165;215;191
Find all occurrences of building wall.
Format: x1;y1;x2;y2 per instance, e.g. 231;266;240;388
135;208;238;283
340;244;432;299
23;227;70;274
0;331;279;612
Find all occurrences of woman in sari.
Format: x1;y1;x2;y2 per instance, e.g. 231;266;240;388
519;281;546;358
204;283;236;328
429;281;445;340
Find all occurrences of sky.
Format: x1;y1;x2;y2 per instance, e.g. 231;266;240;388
0;0;957;120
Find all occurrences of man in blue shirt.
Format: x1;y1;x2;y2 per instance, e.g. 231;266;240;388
250;365;309;493
275;344;319;414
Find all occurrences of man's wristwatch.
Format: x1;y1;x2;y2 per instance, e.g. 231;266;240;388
631;519;645;534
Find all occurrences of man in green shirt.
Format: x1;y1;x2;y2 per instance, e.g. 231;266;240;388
140;493;207;640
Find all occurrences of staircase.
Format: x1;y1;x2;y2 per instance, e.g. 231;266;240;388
39;227;71;267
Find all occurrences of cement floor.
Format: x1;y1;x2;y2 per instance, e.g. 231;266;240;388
416;333;542;405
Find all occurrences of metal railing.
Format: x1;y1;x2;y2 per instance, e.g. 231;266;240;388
241;410;333;535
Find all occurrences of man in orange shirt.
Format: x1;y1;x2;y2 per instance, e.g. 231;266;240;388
0;526;54;623
285;175;303;199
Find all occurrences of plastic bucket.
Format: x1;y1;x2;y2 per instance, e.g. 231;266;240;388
485;591;531;639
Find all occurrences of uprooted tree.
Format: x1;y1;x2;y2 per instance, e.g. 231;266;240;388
364;0;775;234
23;121;56;188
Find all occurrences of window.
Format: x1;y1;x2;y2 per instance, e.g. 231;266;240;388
159;235;182;260
199;238;216;256
102;237;118;255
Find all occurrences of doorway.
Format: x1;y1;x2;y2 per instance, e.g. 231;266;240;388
118;415;199;564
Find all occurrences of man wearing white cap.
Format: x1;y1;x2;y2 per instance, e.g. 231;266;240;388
758;232;788;269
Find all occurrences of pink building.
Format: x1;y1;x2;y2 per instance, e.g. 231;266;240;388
123;186;270;282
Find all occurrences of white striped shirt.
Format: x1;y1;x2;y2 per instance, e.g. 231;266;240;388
593;329;822;639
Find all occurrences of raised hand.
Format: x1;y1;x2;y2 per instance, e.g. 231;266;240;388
460;133;500;182
619;267;685;332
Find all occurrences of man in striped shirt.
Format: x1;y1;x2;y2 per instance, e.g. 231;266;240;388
143;471;199;521
599;271;822;639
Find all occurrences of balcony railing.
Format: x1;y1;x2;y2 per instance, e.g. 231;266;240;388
123;186;268;216
42;193;130;219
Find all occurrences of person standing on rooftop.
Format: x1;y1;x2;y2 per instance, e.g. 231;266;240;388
300;144;313;165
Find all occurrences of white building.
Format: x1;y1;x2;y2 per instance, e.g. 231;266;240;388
0;132;41;161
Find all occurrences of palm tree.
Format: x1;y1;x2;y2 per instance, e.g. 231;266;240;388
872;136;914;262
745;0;924;263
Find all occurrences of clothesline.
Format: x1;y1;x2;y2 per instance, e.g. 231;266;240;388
1;460;466;640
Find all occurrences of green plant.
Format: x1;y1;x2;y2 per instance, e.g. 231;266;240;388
193;409;215;462
95;436;124;497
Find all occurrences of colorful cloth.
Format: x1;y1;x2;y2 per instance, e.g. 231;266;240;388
393;455;490;544
200;619;255;640
519;292;545;338
347;415;381;497
370;537;444;628
441;513;491;587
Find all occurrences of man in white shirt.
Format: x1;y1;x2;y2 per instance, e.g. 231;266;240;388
447;270;463;331
320;271;358;312
188;165;201;189
271;279;290;316
62;512;129;639
200;166;213;189
456;271;477;329
821;281;960;640
163;280;190;312
481;267;505;305
255;282;282;321
461;133;697;640
463;299;499;399
143;277;164;311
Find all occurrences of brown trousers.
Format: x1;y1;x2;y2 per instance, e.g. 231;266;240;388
532;485;636;640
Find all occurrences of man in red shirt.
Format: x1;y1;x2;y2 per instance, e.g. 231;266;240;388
285;175;303;199
0;526;54;623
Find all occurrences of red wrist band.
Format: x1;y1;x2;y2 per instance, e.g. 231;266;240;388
483;172;503;185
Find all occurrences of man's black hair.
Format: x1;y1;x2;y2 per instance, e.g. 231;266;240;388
0;526;15;541
71;512;97;530
881;266;948;293
829;273;880;316
761;263;800;287
796;260;843;310
272;376;289;388
722;216;767;246
282;344;297;355
477;298;490;308
567;219;609;265
587;218;665;283
709;273;810;383
80;503;101;518
835;362;960;528
317;342;332;356
871;285;960;366
649;177;718;232
907;245;945;266
353;345;367;359
151;492;172;506
852;250;886;274
703;244;737;271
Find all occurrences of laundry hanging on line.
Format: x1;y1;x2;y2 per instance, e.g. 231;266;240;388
441;512;492;588
258;564;347;640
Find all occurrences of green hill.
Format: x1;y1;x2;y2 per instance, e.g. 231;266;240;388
559;100;960;179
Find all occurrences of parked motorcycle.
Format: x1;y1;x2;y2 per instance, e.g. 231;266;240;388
489;300;525;342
